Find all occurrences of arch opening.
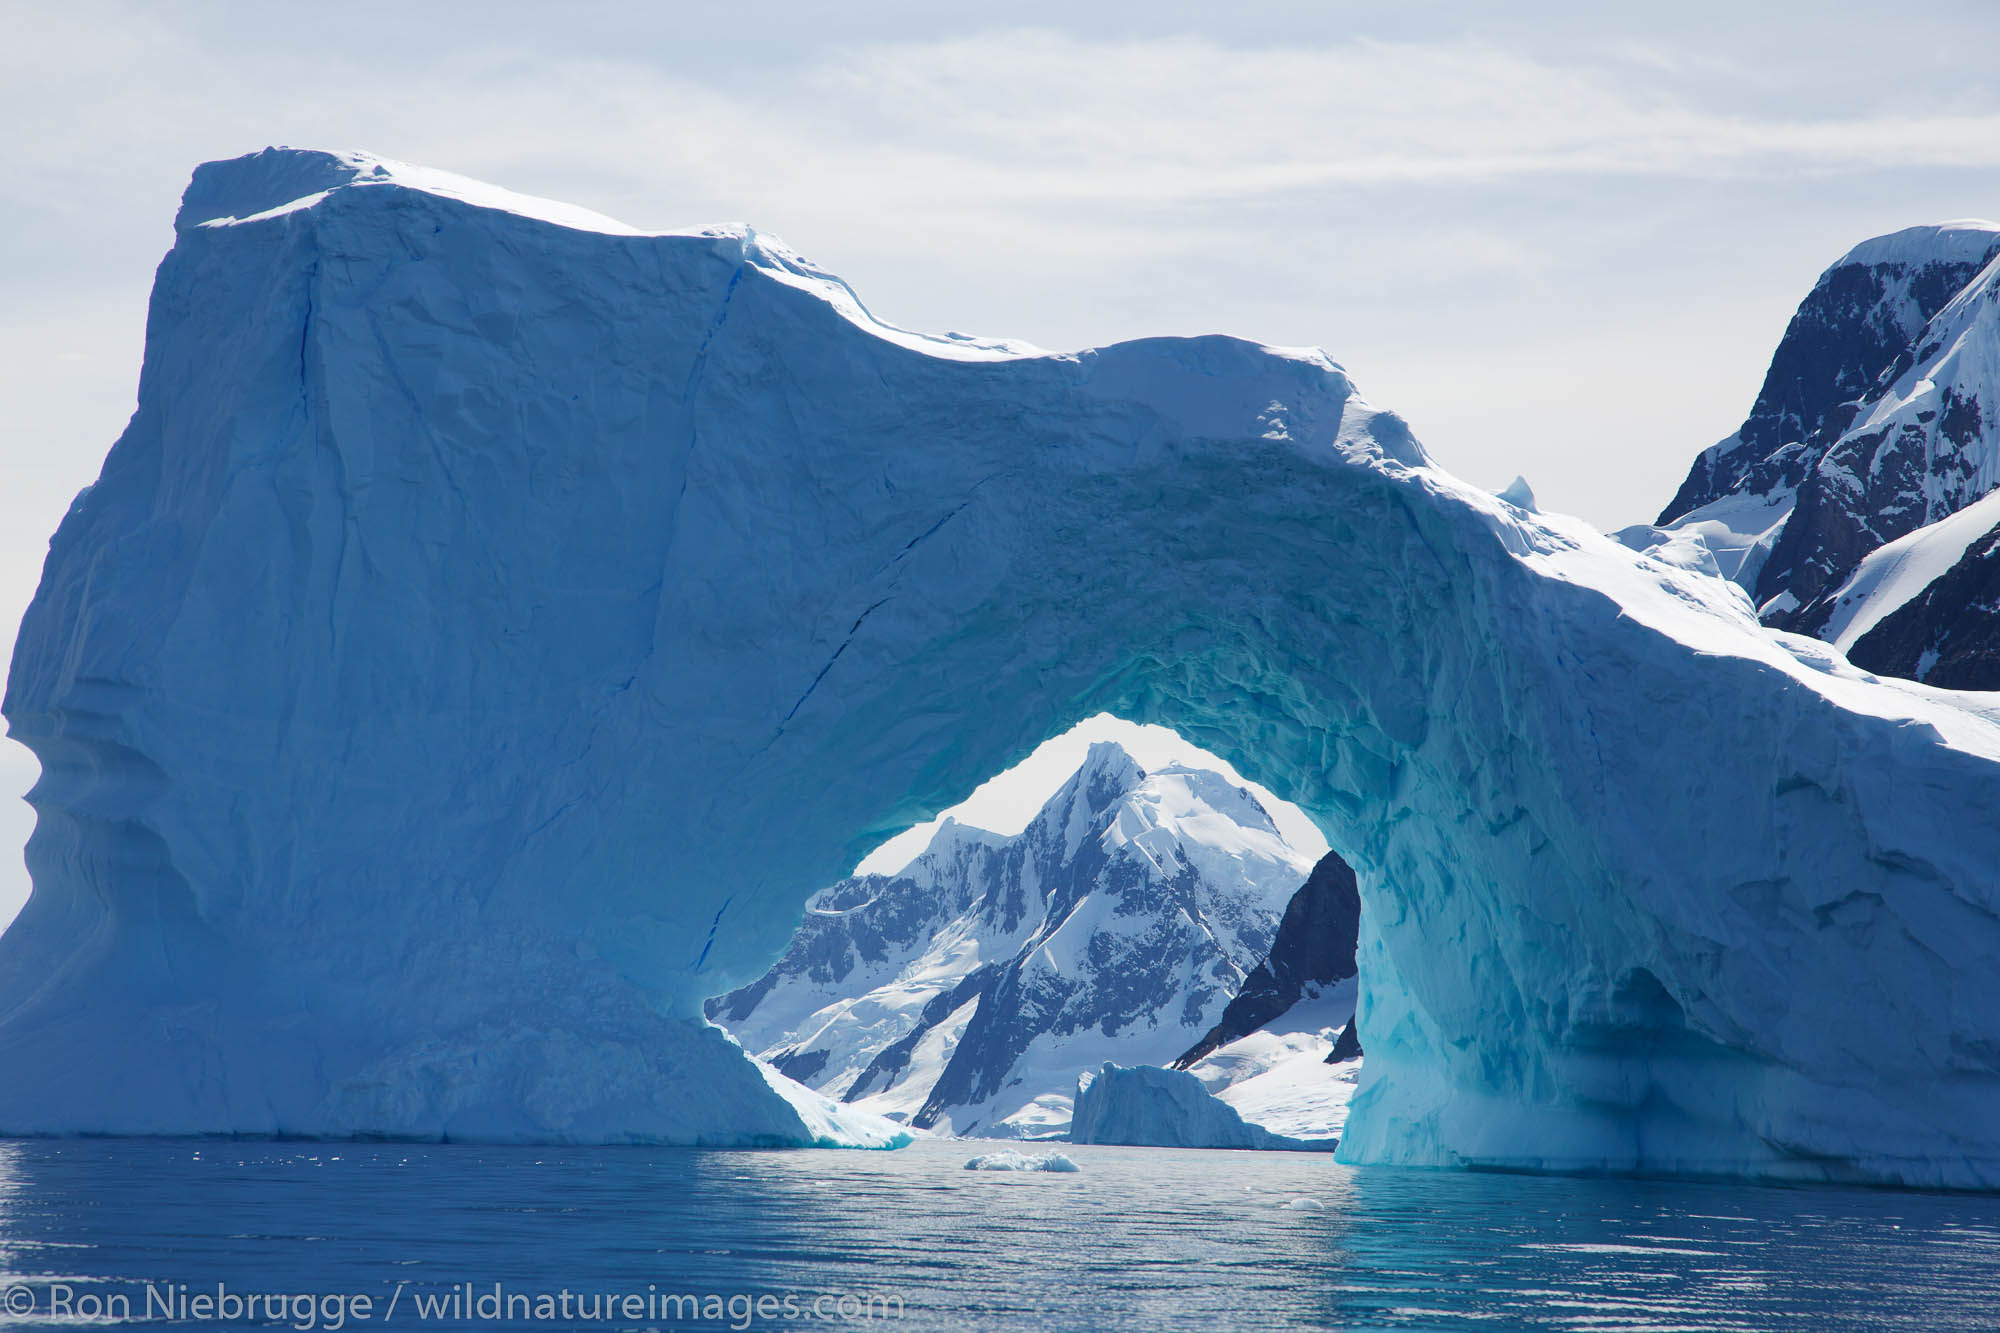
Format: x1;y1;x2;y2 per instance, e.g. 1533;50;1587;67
704;713;1360;1145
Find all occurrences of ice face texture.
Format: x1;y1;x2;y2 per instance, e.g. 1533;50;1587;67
7;151;2000;1182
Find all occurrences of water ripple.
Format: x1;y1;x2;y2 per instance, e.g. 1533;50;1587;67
0;1139;1995;1330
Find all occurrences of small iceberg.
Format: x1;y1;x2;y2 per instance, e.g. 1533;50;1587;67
1071;1063;1336;1151
963;1150;1081;1172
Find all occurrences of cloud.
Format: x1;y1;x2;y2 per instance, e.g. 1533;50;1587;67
809;32;2000;190
12;18;2000;244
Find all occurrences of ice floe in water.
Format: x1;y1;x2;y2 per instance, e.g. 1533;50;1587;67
963;1150;1081;1173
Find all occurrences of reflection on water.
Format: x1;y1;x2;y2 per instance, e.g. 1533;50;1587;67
0;1136;1994;1330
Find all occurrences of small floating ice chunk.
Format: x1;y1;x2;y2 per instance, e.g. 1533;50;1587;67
963;1150;1081;1172
1279;1197;1325;1211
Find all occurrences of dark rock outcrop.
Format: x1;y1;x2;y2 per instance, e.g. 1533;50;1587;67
1172;849;1362;1069
1326;1015;1363;1064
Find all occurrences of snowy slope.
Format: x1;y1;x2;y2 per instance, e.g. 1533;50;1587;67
1184;974;1363;1143
1211;1048;1360;1144
1817;488;2000;652
1847;520;2000;688
7;151;2000;1185
708;742;1314;1137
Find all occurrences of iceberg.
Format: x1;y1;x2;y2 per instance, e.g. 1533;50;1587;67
6;149;2000;1184
963;1150;1080;1172
1071;1063;1335;1151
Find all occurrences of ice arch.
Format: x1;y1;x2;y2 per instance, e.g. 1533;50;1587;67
6;151;2000;1184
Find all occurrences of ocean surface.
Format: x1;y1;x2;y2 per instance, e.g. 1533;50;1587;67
0;1135;1996;1331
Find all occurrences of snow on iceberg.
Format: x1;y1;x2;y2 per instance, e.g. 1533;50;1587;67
963;1150;1080;1172
6;149;2000;1184
1071;1064;1336;1152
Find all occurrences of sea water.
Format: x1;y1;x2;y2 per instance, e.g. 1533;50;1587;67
0;1135;1995;1331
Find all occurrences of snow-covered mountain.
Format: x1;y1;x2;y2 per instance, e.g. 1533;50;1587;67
707;741;1314;1138
1650;220;2000;685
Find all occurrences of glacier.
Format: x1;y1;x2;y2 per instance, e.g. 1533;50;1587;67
6;149;2000;1185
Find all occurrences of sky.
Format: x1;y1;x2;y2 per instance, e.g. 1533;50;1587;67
3;1;1999;923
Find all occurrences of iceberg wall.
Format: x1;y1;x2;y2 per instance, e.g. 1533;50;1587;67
6;150;2000;1182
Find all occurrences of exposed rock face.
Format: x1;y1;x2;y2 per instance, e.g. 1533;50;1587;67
1173;850;1361;1069
1327;1017;1362;1064
708;743;1312;1137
